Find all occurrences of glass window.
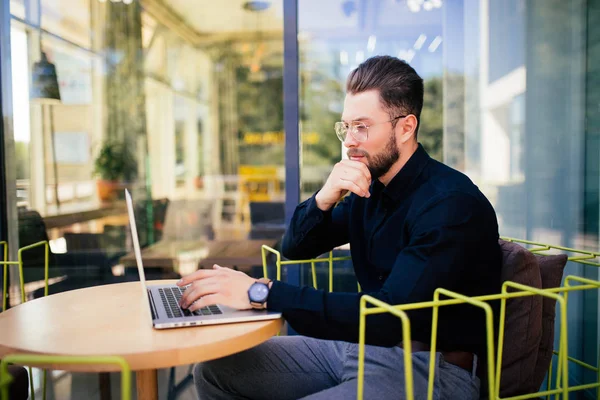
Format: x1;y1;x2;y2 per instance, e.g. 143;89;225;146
298;0;598;384
9;0;24;20
7;0;284;323
298;0;444;200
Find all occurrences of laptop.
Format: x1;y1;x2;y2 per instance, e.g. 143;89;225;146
125;189;282;329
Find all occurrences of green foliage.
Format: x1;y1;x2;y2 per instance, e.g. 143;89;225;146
300;70;346;166
14;141;30;180
93;141;137;181
419;77;443;161
232;51;444;167
236;65;286;166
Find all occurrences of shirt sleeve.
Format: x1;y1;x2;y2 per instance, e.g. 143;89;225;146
268;192;488;345
280;193;352;260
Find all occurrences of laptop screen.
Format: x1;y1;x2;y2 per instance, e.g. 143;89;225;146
125;189;148;294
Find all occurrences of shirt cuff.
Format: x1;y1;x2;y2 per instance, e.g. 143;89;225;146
266;280;302;312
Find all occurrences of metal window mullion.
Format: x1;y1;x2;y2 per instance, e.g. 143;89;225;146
1;0;19;308
283;0;300;289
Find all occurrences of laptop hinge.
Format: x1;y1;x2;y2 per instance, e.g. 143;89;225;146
147;289;158;321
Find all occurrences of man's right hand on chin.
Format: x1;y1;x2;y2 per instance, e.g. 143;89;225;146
315;159;371;211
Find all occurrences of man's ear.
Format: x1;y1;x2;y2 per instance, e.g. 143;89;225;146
398;114;418;144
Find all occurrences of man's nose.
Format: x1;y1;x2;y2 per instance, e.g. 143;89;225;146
343;131;359;147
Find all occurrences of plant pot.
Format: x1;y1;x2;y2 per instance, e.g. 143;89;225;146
96;179;120;202
194;176;204;189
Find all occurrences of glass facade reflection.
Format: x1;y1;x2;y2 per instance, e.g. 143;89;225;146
3;0;286;304
1;0;599;397
297;0;598;395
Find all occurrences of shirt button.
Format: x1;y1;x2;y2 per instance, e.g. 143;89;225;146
378;275;384;281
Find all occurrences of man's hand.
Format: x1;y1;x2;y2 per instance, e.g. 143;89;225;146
176;265;255;311
315;159;371;211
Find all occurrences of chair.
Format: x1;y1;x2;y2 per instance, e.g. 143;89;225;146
119;198;215;280
269;238;590;399
0;242;30;400
262;244;353;291
0;366;28;400
17;208;116;293
132;197;170;248
1;241;50;400
494;239;544;396
2;240;133;400
248;201;286;240
160;198;215;241
0;354;131;400
497;239;576;397
352;238;598;400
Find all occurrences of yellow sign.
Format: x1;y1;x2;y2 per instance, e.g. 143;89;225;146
242;131;320;145
239;165;278;176
239;165;281;202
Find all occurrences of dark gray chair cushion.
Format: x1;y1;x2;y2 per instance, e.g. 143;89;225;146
498;239;543;396
530;253;568;391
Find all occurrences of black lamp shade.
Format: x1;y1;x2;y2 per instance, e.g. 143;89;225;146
31;52;61;103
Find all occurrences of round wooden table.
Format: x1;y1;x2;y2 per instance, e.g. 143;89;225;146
0;280;282;399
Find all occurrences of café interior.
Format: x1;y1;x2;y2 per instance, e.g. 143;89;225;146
2;0;600;399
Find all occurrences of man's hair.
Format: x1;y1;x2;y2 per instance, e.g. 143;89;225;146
346;55;424;136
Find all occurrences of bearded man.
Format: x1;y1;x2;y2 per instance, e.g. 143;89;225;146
180;55;502;400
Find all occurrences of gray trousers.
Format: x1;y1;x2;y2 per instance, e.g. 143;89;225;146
194;336;480;399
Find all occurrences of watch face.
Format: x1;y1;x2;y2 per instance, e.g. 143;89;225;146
249;282;269;303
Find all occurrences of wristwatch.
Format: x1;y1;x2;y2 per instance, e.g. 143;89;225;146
248;278;272;310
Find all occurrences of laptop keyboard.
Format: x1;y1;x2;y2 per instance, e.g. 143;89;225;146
158;287;223;319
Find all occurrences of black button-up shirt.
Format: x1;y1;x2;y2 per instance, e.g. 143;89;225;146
268;144;502;356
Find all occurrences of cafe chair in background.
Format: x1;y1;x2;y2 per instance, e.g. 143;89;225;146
0;242;30;400
0;355;131;400
17;208;116;295
248;201;286;240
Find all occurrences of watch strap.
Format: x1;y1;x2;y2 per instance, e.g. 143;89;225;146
257;277;271;286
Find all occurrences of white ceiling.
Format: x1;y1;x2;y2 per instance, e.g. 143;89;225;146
165;0;284;34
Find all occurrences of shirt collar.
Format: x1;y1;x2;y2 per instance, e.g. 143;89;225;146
371;143;431;204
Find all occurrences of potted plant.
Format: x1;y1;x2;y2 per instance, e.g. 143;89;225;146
93;140;137;202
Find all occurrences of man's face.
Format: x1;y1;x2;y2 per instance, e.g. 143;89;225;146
341;90;400;180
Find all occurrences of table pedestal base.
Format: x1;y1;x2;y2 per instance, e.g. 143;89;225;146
136;369;158;400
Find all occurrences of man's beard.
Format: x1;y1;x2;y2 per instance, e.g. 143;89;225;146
347;131;399;179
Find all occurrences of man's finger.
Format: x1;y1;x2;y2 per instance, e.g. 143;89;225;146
179;276;219;306
344;172;371;195
176;268;219;286
336;164;371;191
339;178;370;198
188;293;225;311
179;285;201;308
335;164;370;184
340;159;372;181
180;281;220;308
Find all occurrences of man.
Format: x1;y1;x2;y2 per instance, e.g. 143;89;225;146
178;55;502;399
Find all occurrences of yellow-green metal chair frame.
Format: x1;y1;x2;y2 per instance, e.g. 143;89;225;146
261;245;353;291
0;354;131;400
356;238;600;400
0;241;50;400
260;238;600;400
0;374;10;399
503;237;600;400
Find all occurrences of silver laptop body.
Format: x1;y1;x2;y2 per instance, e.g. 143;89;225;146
125;189;281;329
